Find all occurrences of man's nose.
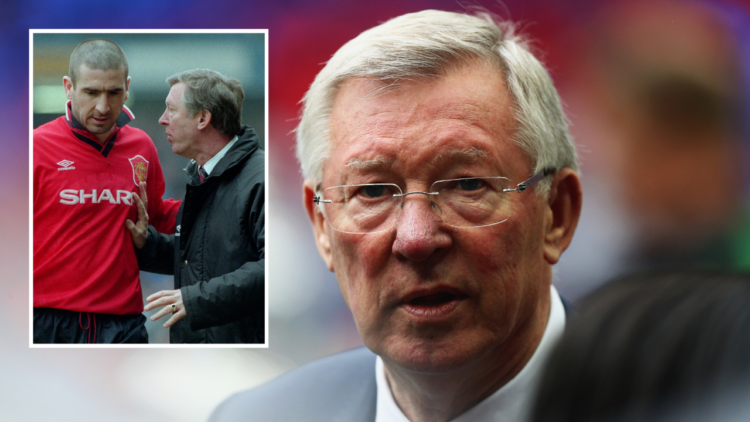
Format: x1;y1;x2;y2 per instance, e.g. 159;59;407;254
392;194;452;261
158;110;168;126
95;95;110;114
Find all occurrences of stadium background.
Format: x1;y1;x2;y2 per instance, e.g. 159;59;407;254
5;0;750;420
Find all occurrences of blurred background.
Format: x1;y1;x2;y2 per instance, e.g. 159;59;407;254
5;0;750;420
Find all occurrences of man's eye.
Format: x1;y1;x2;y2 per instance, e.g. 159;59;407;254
360;185;387;198
457;178;483;191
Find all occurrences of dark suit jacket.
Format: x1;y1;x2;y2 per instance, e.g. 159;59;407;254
209;347;377;422
209;293;575;421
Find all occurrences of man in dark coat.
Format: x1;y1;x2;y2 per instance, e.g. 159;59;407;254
128;68;264;343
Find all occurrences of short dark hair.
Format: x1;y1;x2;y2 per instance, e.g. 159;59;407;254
532;271;750;422
69;39;128;87
167;69;244;137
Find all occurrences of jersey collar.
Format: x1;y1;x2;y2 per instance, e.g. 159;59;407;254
65;101;135;157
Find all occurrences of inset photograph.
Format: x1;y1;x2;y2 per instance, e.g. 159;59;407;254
31;31;267;345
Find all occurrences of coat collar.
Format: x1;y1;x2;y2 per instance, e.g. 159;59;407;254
184;125;260;184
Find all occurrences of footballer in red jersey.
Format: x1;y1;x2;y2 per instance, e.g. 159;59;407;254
33;39;180;343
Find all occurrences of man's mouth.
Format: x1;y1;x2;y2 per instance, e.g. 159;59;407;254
400;289;465;319
410;292;457;306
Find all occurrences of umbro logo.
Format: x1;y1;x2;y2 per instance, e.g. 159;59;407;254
57;160;76;171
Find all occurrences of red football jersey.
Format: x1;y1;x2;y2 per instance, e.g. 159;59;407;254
33;103;180;315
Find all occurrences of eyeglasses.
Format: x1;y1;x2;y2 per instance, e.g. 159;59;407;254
314;168;555;234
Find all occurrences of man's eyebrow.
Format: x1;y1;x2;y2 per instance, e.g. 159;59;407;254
344;148;489;170
345;157;390;171
82;87;123;93
431;146;489;166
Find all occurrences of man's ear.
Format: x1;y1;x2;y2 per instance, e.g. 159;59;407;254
303;179;334;271
63;76;73;100
124;76;131;102
543;168;583;265
197;109;212;130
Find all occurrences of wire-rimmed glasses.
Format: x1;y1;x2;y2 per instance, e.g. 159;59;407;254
314;168;555;234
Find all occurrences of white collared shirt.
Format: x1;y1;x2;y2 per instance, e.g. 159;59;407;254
375;284;566;422
200;135;238;175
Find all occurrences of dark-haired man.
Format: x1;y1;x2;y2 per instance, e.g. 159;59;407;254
33;38;180;343
130;69;265;344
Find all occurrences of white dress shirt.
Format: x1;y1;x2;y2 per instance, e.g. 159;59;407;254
375;284;566;422
199;135;238;175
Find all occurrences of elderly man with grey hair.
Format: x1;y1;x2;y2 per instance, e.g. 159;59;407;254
212;9;581;421
129;69;265;344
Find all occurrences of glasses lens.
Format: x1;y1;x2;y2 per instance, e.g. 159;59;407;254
323;184;401;233
431;177;511;228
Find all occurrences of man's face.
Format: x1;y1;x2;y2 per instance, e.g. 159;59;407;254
312;62;556;373
159;82;201;159
64;64;129;143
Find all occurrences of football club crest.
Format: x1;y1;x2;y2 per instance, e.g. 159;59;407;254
128;155;149;186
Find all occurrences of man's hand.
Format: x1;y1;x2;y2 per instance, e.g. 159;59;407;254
144;289;186;328
125;181;149;249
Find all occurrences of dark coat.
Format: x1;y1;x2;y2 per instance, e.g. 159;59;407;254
137;125;265;343
208;293;574;419
210;347;377;422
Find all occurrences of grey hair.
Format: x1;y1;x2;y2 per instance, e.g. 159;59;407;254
69;39;128;87
295;10;578;196
166;69;244;137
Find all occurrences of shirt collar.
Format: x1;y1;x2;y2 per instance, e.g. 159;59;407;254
374;284;566;422
64;101;135;157
65;100;135;132
200;135;238;175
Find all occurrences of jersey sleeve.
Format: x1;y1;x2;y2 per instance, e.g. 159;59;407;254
145;144;180;234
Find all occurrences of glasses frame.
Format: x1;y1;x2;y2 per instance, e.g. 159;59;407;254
313;167;556;233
